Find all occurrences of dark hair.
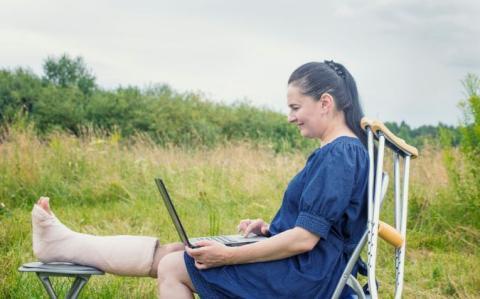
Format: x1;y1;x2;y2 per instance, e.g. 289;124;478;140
288;61;367;147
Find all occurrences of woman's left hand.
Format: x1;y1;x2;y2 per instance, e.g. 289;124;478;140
185;240;234;270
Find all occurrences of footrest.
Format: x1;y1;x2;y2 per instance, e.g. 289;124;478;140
19;262;104;275
19;262;104;299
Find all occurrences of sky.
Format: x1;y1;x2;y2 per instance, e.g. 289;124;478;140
1;0;479;128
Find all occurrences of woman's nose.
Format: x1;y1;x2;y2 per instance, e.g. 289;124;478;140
287;113;296;123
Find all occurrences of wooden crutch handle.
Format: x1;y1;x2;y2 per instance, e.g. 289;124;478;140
378;221;404;248
360;117;419;159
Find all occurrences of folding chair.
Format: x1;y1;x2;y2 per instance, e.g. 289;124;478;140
18;262;104;299
332;118;419;299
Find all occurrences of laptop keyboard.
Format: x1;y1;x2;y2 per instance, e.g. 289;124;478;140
191;236;236;243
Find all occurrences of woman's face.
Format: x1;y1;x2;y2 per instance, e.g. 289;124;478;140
287;84;330;139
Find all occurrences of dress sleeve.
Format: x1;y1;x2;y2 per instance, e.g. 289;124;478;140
295;143;359;239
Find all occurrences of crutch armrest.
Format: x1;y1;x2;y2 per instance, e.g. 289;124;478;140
378;221;404;248
360;117;419;158
360;117;374;131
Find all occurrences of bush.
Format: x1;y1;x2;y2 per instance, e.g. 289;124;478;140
442;74;480;231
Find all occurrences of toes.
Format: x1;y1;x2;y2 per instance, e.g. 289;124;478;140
42;198;50;211
37;197;51;214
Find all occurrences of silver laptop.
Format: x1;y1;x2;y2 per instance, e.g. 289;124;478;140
155;178;268;248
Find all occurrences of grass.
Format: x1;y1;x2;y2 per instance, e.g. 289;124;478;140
0;126;479;298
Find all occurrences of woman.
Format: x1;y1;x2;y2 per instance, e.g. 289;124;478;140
32;60;369;298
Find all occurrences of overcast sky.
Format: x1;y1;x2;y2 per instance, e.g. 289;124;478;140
1;0;479;127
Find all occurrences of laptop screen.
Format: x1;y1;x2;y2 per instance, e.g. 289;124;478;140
155;178;194;248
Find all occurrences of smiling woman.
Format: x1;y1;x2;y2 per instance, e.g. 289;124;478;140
287;61;366;146
160;61;369;299
30;60;369;299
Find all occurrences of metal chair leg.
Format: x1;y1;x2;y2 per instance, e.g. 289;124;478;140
36;272;91;299
347;275;367;299
36;273;57;299
66;275;91;299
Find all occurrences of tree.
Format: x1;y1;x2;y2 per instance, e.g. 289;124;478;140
0;68;42;122
42;54;96;95
459;73;480;151
442;73;480;229
33;84;86;134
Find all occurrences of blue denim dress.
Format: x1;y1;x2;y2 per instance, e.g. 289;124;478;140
184;136;369;298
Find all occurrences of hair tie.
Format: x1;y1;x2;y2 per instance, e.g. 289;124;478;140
324;60;346;79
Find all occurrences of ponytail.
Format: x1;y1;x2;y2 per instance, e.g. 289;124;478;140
332;62;367;147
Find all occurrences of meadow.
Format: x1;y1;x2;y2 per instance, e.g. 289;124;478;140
0;124;479;298
1;56;480;298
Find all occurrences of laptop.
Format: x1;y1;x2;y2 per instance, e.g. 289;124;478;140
155;178;268;248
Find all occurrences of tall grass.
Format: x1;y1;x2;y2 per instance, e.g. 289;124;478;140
0;125;478;298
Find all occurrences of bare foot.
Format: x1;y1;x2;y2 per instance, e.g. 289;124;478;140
36;196;52;215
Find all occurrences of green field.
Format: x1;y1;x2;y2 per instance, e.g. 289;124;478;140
1;125;479;298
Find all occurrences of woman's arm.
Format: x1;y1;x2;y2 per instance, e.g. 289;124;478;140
231;226;319;263
185;226;320;269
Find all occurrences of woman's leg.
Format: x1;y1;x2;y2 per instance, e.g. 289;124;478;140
149;242;185;277
32;197;183;277
157;251;196;299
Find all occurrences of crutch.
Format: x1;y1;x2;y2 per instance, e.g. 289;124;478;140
331;118;418;299
362;118;418;299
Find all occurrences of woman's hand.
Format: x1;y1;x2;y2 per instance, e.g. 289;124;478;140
237;218;270;237
185;241;234;270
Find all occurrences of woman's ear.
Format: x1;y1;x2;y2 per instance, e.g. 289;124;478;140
319;93;335;112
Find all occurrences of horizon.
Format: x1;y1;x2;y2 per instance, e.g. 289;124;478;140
0;55;467;130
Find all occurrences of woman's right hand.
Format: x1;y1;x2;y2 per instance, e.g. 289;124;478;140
237;218;270;237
